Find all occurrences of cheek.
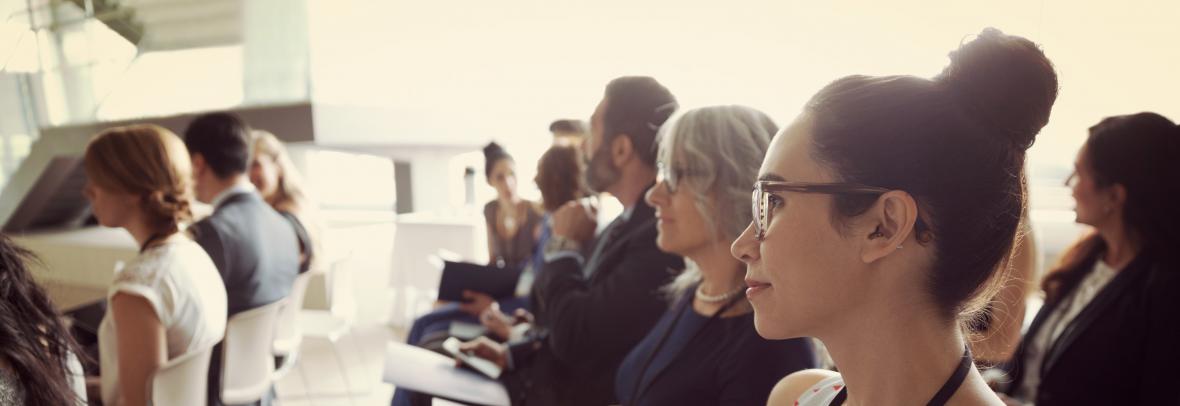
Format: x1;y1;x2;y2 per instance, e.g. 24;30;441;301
756;204;853;337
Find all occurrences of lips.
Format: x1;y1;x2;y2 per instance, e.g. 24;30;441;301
745;277;771;298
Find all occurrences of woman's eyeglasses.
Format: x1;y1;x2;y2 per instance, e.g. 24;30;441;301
657;162;704;194
751;180;890;241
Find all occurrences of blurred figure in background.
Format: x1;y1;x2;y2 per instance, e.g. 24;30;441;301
393;144;586;406
249;130;323;274
0;234;86;405
615;105;817;405
1001;112;1180;406
549;119;588;147
184;112;300;406
482;142;543;270
83;124;227;406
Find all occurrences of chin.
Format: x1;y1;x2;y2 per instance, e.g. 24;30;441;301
655;239;682;256
752;313;795;340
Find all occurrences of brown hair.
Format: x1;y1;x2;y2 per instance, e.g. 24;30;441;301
84;124;194;236
535;145;586;212
806;28;1058;320
251;130;309;212
1042;112;1180;304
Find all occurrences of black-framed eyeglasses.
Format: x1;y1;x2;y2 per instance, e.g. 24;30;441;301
751;180;891;241
657;162;704;194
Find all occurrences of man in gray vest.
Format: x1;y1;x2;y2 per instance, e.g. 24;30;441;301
184;112;300;406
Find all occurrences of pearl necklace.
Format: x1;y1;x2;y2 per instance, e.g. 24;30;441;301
695;284;745;303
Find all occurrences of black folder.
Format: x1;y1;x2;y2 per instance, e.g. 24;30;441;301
437;261;524;302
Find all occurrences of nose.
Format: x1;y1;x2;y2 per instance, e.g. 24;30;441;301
731;221;760;263
646;179;669;208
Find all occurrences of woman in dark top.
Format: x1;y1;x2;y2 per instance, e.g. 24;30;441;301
250;130;322;273
616;106;816;405
482;142;542;269
1000;112;1180;406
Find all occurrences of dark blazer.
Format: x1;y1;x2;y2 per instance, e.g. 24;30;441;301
615;292;817;406
504;195;684;406
190;191;301;316
1005;249;1180;405
191;190;300;406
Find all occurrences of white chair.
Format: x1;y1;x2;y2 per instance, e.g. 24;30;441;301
149;344;215;406
273;271;314;379
222;300;284;404
301;252;354;341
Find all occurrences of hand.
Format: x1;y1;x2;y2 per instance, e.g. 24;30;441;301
511;308;534;325
551;201;597;243
479;307;513;341
458;290;495;316
457;336;508;369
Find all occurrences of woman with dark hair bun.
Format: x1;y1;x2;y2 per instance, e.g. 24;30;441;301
730;28;1059;405
481;142;543;269
1001;112;1180;406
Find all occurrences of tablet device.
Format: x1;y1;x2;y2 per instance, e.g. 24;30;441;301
437;261;523;302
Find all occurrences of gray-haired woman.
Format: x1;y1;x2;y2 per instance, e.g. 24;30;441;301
614;105;817;406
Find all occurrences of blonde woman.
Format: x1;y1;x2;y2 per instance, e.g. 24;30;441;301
83;124;227;406
249;130;323;273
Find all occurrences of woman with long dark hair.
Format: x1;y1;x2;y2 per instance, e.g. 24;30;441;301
1001;112;1180;405
0;234;84;405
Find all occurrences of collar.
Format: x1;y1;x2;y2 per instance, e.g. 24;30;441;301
619;204;636;222
210;179;256;209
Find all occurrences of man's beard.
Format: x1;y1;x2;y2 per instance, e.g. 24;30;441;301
584;142;621;193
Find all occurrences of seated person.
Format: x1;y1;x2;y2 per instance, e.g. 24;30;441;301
0;234;87;405
999;112;1180;406
82;124;228;406
184;112;301;406
457;76;684;406
615;105;818;405
249;129;323;274
391;144;586;406
482;142;543;270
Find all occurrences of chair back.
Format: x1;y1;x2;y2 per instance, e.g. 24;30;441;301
221;300;283;404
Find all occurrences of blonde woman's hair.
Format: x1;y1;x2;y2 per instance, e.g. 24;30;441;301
84;124;194;235
251;130;309;212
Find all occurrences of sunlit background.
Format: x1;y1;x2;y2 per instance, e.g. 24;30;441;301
2;1;1178;402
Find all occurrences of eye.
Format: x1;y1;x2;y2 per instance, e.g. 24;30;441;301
767;193;785;209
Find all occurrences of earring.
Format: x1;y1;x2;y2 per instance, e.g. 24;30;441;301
897;245;903;250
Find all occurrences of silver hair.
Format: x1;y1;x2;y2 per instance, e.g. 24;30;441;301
655;105;777;300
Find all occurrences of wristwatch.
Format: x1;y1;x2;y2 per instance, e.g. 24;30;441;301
545;235;583;255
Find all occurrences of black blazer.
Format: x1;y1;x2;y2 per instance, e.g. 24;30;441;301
1005;250;1180;405
504;196;684;406
190;191;301;316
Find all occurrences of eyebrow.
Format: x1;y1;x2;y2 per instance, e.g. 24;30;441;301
757;173;786;182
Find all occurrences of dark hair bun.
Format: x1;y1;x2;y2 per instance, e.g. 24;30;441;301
483;142;507;160
482;141;512;179
937;27;1059;150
